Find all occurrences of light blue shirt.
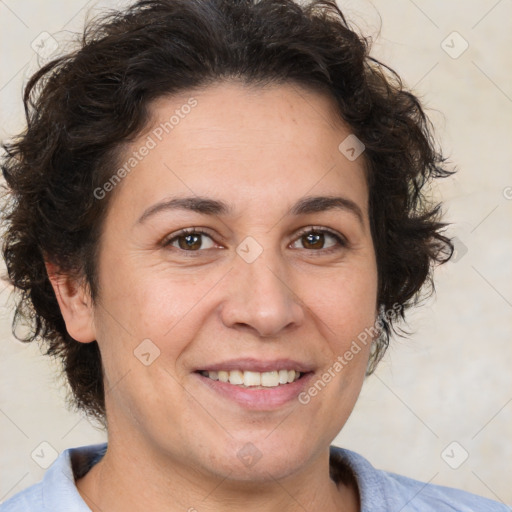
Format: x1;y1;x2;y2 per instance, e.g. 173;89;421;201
1;443;509;511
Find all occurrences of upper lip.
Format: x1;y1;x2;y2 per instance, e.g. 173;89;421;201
196;358;315;373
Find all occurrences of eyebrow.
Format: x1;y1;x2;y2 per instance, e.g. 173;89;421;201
137;194;364;227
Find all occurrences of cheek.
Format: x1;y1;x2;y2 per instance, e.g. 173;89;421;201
95;251;202;335
93;263;225;382
306;265;378;346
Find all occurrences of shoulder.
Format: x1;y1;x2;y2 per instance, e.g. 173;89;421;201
0;443;107;512
330;445;510;512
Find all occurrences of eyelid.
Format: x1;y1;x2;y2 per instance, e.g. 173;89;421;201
162;227;221;249
293;225;347;242
162;225;348;253
291;226;349;251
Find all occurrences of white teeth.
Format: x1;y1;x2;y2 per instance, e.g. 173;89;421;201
261;371;279;387
202;369;303;388
243;371;261;387
228;370;244;385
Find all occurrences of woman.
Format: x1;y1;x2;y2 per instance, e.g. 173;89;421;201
0;0;507;510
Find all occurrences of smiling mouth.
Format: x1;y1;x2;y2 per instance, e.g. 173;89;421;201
198;369;304;388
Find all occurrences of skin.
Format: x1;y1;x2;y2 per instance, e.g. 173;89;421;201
49;81;379;512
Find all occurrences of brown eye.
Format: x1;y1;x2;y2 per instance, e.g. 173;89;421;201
302;231;326;250
165;230;215;251
291;228;346;251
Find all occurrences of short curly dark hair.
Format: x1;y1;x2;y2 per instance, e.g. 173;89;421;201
1;0;453;421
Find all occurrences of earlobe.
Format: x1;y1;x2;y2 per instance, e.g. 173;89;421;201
45;261;96;343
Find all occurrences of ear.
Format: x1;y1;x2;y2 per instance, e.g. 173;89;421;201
45;261;96;343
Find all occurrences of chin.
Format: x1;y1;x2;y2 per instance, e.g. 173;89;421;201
200;435;316;483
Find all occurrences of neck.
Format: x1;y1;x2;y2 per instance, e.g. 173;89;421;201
76;436;359;512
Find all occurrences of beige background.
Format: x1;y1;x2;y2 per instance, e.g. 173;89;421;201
1;0;511;506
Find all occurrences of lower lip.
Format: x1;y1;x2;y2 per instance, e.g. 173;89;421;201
195;372;314;410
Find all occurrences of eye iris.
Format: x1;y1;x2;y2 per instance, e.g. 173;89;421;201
304;232;324;249
179;233;202;250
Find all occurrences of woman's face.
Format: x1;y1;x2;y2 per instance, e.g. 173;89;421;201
88;82;378;481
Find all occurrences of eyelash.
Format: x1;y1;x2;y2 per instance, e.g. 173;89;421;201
294;226;348;250
162;226;348;256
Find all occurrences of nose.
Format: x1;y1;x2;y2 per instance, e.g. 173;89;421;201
219;248;305;339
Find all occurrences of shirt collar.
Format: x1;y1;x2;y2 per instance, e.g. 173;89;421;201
42;443;107;511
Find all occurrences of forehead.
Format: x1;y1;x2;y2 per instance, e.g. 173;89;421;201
107;81;368;221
